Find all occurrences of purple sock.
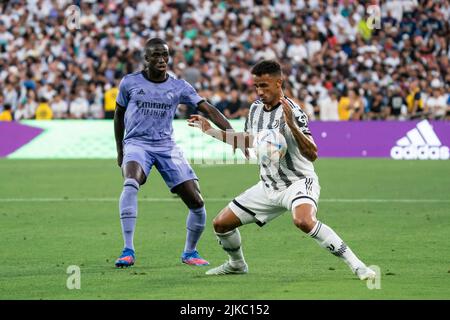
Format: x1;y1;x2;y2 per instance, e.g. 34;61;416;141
184;206;206;253
119;178;139;251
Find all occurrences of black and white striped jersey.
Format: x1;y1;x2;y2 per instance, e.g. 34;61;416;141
245;97;318;191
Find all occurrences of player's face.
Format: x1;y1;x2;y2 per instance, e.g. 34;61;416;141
145;44;169;73
253;74;282;107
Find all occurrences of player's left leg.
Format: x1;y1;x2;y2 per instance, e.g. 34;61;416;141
156;145;208;265
291;203;375;280
172;179;209;266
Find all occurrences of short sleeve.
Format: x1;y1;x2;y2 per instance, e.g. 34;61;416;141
292;105;312;136
180;80;204;107
116;78;129;107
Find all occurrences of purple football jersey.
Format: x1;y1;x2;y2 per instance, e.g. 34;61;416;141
117;71;203;146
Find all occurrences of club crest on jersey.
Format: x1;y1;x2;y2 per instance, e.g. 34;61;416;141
166;91;174;100
296;114;308;125
268;120;280;129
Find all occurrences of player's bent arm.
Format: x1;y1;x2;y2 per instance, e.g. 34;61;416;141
288;124;318;162
197;101;233;131
114;103;126;154
281;99;318;162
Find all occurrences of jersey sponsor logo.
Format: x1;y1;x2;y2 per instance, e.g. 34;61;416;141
135;100;171;117
391;120;449;160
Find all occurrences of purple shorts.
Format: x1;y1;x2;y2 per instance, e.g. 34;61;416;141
122;142;197;192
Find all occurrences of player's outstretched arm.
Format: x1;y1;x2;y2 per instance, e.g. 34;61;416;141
114;103;126;167
188;114;252;157
280;98;318;162
197;101;233;131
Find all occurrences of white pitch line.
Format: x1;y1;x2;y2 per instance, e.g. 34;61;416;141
0;198;449;203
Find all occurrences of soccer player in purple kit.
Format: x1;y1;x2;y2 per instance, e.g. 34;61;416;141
113;38;235;268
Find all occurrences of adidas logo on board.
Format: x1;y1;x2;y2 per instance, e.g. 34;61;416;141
390;120;449;160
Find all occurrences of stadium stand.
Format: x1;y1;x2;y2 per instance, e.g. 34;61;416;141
0;0;449;121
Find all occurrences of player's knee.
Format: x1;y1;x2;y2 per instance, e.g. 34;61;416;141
123;162;146;184
212;216;230;233
293;217;315;233
188;197;204;209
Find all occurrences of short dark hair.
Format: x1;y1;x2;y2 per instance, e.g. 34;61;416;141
251;60;282;77
145;38;168;49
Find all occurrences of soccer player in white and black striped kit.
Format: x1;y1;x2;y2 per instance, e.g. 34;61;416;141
189;60;375;280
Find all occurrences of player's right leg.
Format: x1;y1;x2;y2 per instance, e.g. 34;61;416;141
205;207;249;275
115;145;151;268
206;182;284;275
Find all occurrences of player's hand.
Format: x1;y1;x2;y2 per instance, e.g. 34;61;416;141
117;150;123;167
188;114;212;133
280;97;295;127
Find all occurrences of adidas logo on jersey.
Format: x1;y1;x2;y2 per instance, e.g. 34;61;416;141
390;120;449;160
137;89;145;95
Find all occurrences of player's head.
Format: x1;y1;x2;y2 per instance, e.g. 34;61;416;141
144;38;169;73
251;60;283;106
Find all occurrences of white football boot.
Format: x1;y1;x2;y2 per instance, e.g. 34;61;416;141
355;265;377;280
205;261;248;275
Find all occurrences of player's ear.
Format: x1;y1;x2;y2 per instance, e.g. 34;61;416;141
276;78;283;89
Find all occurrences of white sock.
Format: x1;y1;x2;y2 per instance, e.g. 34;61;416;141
215;229;246;268
308;221;365;272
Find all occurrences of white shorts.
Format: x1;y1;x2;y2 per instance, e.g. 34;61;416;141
228;178;320;227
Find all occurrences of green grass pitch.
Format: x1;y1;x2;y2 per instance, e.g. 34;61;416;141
0;159;449;299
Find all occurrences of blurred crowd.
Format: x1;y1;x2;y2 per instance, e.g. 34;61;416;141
0;0;449;123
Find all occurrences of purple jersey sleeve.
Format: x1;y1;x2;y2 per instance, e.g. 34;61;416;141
179;80;204;107
116;77;129;107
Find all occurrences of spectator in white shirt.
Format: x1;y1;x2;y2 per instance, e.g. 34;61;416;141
14;104;30;120
426;87;448;119
69;91;89;119
3;80;18;110
286;37;308;64
51;92;69;119
307;75;328;101
22;90;38;119
306;28;322;59
319;91;340;121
